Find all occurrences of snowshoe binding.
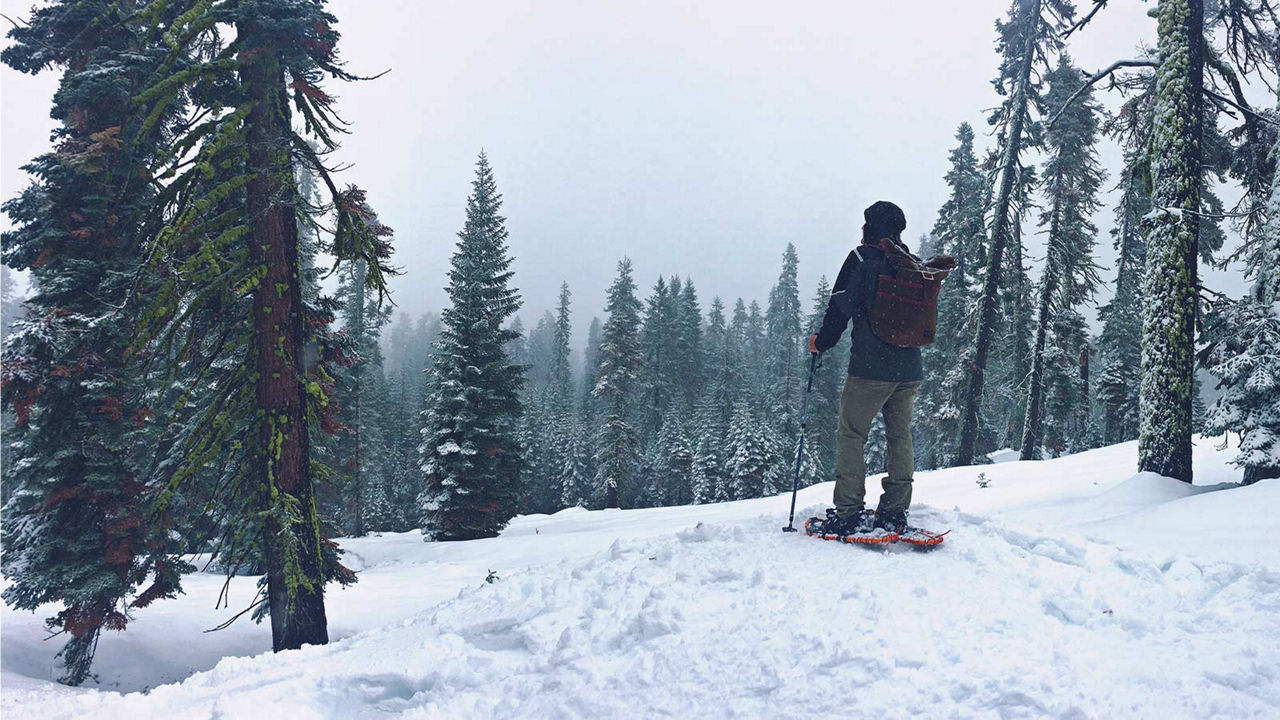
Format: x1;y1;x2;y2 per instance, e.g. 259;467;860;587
874;510;949;549
804;508;898;545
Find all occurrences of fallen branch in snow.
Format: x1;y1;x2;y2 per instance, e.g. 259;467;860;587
1048;60;1157;127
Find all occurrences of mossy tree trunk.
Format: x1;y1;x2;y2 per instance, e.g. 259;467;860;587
239;18;330;650
1138;0;1203;483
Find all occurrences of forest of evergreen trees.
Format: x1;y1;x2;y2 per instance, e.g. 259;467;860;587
0;0;1276;688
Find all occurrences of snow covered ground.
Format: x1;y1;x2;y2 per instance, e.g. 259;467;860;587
4;436;1279;719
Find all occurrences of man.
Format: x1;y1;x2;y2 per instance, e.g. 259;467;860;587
808;200;924;541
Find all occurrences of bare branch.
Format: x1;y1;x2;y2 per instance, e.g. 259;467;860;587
1048;60;1156;127
0;12;30;30
1203;41;1280;128
1062;0;1109;39
1203;87;1280;127
205;588;267;633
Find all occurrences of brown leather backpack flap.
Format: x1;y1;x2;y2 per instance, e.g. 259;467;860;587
867;274;940;347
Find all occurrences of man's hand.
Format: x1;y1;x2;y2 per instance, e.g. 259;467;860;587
808;334;819;355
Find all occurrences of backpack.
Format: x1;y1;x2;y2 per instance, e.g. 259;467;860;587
862;240;956;348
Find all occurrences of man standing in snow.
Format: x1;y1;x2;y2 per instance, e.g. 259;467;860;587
808;201;924;541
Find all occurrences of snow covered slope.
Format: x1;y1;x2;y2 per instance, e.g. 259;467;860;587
3;437;1278;719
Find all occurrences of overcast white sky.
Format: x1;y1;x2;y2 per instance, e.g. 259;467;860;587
0;0;1254;346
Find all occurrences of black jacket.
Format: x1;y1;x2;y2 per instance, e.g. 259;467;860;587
814;244;923;382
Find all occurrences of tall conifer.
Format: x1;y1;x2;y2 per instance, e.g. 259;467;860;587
593;259;643;508
419;153;524;539
0;1;187;683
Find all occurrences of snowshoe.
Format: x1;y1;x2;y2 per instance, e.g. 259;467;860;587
874;510;949;548
804;508;898;545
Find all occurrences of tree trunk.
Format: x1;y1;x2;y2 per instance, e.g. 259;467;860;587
240;21;330;651
58;615;101;686
352;260;366;537
1138;0;1203;483
1243;465;1280;485
605;477;620;509
956;0;1041;466
1076;343;1090;448
1019;267;1059;460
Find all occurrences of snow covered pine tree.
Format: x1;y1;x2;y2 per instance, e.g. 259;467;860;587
419;153;525;540
957;0;1067;465
1020;55;1104;460
0;0;189;685
1204;102;1280;485
592;259;644;508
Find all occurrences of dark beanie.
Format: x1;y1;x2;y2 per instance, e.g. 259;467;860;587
864;201;907;240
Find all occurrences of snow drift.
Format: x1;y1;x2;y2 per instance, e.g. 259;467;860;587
3;437;1278;719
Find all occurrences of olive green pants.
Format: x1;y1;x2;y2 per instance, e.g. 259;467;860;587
833;376;920;518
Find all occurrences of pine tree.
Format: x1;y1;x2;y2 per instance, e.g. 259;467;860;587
419;152;525;539
357;377;402;531
559;418;594;508
741;300;768;410
866;417;888;475
727;402;776;499
2;216;28;509
711;298;747;429
579;316;603;418
1021;56;1104;460
0;265;22;338
0;267;21;505
957;0;1066;465
638;276;676;442
690;397;729;504
516;282;576;515
644;408;694;506
548;283;575;416
917;123;989;468
1139;0;1205;482
505;316;529;371
1204;107;1280;485
634;440;666;509
991;166;1037;449
382;310;437;531
673;277;705;410
804;277;848;482
332;197;396;535
517;400;556;513
593;259;643;508
133;0;395;651
523;310;557;395
693;296;737;496
1097;150;1151;444
0;1;189;683
767;244;803;435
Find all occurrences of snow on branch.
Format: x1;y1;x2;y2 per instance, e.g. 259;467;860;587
1047;60;1156;127
1147;205;1268;222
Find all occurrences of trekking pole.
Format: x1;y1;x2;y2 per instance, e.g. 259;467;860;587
783;350;821;533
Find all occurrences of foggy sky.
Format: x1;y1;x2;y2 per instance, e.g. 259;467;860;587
0;0;1253;349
